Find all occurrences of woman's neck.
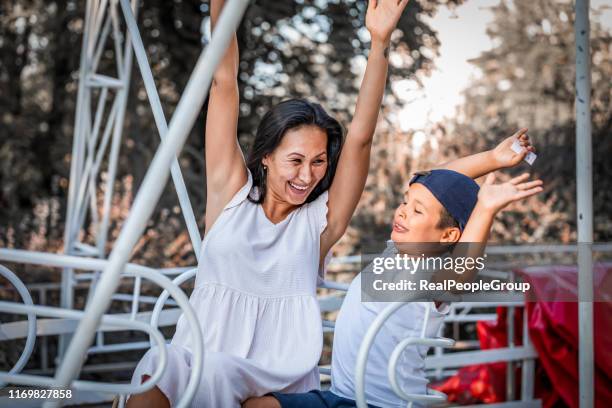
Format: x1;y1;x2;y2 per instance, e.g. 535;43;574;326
261;194;298;224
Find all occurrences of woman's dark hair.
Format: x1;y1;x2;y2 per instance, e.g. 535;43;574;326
246;98;344;204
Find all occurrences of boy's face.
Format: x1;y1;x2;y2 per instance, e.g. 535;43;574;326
390;183;461;244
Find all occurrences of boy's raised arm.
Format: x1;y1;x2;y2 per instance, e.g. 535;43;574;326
439;172;543;287
436;128;536;179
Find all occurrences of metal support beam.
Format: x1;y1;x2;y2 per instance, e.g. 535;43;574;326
45;1;251;406
575;1;594;407
59;0;96;359
119;0;203;261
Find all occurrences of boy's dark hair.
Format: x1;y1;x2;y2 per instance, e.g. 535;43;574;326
437;207;460;230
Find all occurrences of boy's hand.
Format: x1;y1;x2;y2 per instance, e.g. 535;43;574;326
491;128;536;168
366;0;410;45
477;172;543;215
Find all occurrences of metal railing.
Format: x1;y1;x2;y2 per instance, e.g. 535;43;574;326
3;244;610;406
0;0;601;404
0;249;204;408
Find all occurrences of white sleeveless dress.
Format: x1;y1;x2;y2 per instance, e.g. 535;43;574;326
129;170;330;407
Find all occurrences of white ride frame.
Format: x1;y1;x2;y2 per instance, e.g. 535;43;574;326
0;0;597;407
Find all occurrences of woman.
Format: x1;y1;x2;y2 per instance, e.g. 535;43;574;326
127;0;409;406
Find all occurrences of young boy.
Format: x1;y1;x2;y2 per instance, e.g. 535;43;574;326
243;130;542;408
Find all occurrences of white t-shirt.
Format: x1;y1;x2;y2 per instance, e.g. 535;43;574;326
330;248;449;408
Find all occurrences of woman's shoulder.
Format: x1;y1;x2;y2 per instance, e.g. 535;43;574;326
223;168;256;210
304;190;329;232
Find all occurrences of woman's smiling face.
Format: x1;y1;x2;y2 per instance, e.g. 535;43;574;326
262;125;328;206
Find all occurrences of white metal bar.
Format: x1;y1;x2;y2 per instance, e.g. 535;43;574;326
355;301;417;408
83;86;110;235
95;0;136;259
109;1;125;77
91;11;112;73
46;1;248;406
388;337;454;403
25;361;139;376
70;9;96;238
486;244;611;254
506;272;516;401
0;266;37;384
88;340;166;354
86;73;125;88
60;0;96;359
318;280;350;291
521;306;535;401
443;313;498;323
575;1;594;407
0;249;157;274
0;253;203;407
149;267;197;343
87;0;103;61
118;394;127;408
40;288;49;371
318;367;331;376
131;275;141;320
90;87;109;149
0;307;183;340
119;0;202;261
96;328;104;348
424;346;538;369
111;293;177;306
91;100;119;174
450;301;525;308
318;295;345;312
322;320;335;329
73;242;101;256
0;301;168;395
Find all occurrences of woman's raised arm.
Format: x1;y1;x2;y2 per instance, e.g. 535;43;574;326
321;0;409;254
204;0;248;230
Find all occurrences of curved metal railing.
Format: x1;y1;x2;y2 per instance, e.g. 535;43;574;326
0;265;37;387
0;249;204;408
355;300;455;408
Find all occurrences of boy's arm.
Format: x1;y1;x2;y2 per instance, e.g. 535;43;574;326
436;128;535;179
440;172;543;285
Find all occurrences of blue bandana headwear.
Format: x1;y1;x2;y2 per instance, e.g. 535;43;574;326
409;169;480;232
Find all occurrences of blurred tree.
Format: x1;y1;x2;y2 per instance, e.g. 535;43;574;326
435;0;612;243
0;0;462;262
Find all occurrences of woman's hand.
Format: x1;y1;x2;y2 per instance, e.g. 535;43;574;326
491;128;536;169
366;0;410;45
477;172;543;215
